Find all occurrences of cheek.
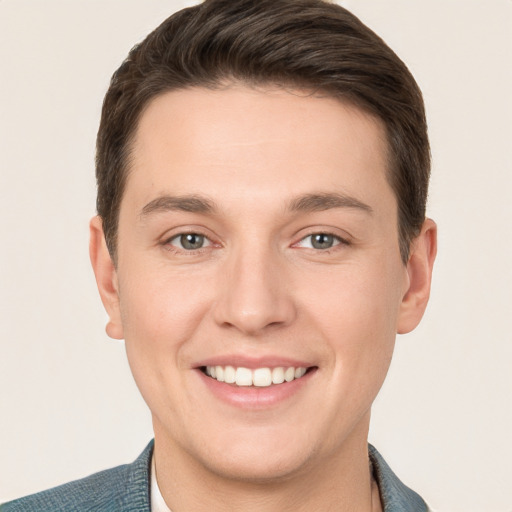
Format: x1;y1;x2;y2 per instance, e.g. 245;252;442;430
118;268;214;418
119;264;211;342
116;265;214;400
303;263;401;340
300;263;401;384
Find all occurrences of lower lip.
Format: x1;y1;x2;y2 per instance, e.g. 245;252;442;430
197;369;316;409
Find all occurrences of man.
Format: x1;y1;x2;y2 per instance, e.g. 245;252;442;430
1;0;436;510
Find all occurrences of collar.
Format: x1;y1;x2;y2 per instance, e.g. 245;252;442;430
369;444;430;512
120;439;154;512
142;441;429;512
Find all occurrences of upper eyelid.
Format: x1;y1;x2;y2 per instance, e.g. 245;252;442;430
167;231;209;240
301;231;342;240
165;232;215;250
296;235;342;248
168;232;211;242
295;230;349;244
161;226;216;242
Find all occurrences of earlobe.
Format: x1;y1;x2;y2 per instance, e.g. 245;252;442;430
397;218;437;334
89;216;124;340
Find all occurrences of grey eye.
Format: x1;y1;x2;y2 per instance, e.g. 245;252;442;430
296;233;342;250
178;233;206;250
310;233;336;249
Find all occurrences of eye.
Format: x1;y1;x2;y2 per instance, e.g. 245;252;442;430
168;233;211;251
297;233;343;250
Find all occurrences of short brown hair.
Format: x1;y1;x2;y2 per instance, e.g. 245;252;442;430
96;0;430;263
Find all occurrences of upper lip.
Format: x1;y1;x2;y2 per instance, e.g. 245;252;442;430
194;355;316;370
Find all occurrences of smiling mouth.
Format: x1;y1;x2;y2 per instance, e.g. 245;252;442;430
200;365;315;387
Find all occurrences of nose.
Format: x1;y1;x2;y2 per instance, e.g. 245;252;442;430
212;245;296;336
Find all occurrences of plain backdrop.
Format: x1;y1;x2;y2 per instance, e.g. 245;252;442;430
1;1;511;510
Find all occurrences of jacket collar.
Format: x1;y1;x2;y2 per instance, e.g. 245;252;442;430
134;441;428;512
369;444;429;512
121;439;154;512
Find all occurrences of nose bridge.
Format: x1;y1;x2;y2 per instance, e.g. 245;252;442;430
213;239;295;334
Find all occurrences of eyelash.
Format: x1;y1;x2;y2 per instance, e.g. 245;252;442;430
162;230;349;255
294;232;350;252
163;232;215;254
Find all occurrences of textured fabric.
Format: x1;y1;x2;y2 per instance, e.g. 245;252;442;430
369;445;430;512
0;441;153;512
1;441;429;511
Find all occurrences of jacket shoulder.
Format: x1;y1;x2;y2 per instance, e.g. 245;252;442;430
1;441;153;512
1;464;128;511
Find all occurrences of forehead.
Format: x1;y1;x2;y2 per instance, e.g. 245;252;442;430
123;85;393;217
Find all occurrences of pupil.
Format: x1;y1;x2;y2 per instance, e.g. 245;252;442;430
181;233;204;250
312;233;333;249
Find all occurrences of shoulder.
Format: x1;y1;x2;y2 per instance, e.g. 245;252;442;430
369;444;431;512
0;441;154;512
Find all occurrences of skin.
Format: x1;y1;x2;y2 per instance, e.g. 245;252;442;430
90;85;436;511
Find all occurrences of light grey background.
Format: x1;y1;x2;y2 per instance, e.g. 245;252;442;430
1;1;511;510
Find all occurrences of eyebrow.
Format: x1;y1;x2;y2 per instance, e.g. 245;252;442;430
140;195;217;218
288;192;373;214
139;191;372;219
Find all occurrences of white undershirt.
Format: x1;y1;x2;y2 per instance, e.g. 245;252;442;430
151;453;172;512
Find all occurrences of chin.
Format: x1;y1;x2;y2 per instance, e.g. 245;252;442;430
182;423;318;484
200;447;311;484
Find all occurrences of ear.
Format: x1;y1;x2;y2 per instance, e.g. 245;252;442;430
397;218;437;334
89;216;124;339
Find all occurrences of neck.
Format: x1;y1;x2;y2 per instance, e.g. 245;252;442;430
152;416;381;512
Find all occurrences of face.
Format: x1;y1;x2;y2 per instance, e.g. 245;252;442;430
91;84;434;483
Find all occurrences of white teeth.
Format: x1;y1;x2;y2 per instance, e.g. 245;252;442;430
271;367;285;384
284;367;295;382
235;367;253;386
224;365;236;384
253;368;272;387
295;367;306;378
205;365;308;387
